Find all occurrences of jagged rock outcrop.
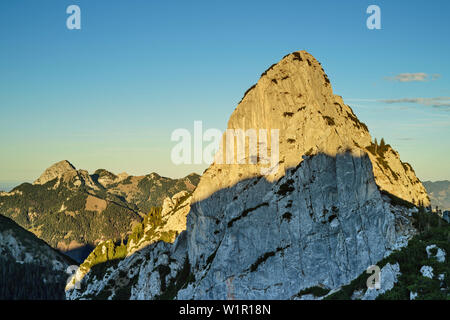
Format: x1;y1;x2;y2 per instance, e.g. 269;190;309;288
426;244;446;262
360;263;401;300
127;191;193;255
67;50;429;300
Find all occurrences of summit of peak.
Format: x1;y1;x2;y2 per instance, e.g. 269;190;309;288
33;160;77;185
52;160;76;170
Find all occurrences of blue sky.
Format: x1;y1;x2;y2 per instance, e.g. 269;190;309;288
0;0;449;186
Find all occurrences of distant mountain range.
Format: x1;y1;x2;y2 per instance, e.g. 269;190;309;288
423;181;450;211
0;181;25;193
0;160;199;262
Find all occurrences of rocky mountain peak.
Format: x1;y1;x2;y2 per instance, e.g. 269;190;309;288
148;172;161;179
194;50;429;206
179;51;429;298
66;51;433;301
33;160;77;185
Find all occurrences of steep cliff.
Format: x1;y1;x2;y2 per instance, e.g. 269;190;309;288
66;51;430;300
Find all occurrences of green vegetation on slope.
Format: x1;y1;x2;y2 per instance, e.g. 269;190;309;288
0;181;139;258
0;170;199;262
79;207;172;272
366;138;400;182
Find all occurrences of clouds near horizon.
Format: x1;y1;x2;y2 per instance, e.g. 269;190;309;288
385;73;441;82
379;97;450;108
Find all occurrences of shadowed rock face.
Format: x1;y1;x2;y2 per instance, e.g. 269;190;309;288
67;152;416;300
66;51;426;300
179;151;415;299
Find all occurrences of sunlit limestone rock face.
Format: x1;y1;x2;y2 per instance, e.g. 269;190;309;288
192;51;428;208
34;160;77;186
178;51;427;299
67;51;428;300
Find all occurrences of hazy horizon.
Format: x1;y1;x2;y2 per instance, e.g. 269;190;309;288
1;166;449;194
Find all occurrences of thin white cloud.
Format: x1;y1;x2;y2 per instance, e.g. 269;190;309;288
379;97;450;108
385;73;441;82
345;98;378;102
